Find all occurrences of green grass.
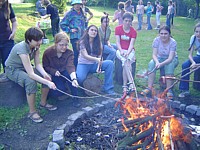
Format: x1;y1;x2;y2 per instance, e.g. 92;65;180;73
0;3;198;129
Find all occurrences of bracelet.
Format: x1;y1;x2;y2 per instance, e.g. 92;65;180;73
72;78;77;81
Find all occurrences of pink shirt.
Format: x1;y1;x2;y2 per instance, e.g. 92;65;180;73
115;25;137;50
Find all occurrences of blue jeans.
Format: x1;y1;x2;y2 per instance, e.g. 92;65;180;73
166;14;172;28
48;70;77;97
179;55;200;91
76;60;114;92
147;13;152;30
103;44;117;61
0;40;14;71
70;38;79;68
137;14;142;30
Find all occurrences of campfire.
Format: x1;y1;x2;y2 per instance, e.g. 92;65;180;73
114;93;194;150
65;92;199;150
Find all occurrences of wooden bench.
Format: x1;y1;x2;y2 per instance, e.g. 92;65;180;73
0;73;26;107
114;58;136;85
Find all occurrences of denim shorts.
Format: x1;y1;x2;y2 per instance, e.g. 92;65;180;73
148;57;179;75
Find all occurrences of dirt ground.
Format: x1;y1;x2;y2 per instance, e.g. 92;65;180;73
0;97;106;150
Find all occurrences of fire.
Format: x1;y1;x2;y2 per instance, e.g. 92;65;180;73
116;93;192;149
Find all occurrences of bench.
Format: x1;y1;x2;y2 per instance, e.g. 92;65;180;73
0;73;26;107
114;58;136;85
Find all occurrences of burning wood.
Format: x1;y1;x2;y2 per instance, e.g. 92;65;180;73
115;94;198;150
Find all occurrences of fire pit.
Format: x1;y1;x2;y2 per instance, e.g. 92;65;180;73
64;94;200;150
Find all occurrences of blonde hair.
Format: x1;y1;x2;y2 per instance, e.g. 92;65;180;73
54;32;69;44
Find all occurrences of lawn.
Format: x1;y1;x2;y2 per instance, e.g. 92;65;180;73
0;3;198;130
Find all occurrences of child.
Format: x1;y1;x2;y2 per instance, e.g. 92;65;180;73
42;0;60;38
82;0;93;28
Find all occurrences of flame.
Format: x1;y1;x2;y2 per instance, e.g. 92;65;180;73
118;91;192;149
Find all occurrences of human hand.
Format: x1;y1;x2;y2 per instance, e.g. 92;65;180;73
72;79;79;87
191;62;197;69
44;73;52;81
55;71;60;76
9;33;15;40
71;29;78;33
96;61;102;73
47;81;56;90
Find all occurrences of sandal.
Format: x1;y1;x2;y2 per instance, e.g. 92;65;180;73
141;88;151;96
40;103;57;111
167;91;174;100
28;112;43;123
127;82;135;93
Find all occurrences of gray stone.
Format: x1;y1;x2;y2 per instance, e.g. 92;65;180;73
101;100;115;108
64;120;75;133
47;142;60;150
185;105;198;115
94;103;104;110
179;104;186;111
196;107;200;116
82;106;95;117
52;130;65;149
56;123;67;130
0;73;26;107
67;111;86;124
172;101;181;109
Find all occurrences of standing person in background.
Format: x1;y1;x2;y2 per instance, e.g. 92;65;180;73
112;2;126;25
99;16;117;62
136;0;144;30
115;12;137;94
82;0;93;28
166;0;172;28
5;27;57;123
179;23;200;98
145;1;154;30
171;2;176;26
141;26;178;99
0;0;17;71
42;0;60;38
36;0;46;16
42;32;80;107
125;0;134;14
60;0;85;67
155;1;163;30
76;25;115;95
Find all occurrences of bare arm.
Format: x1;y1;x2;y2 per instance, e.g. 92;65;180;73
9;18;17;40
127;38;136;55
87;10;93;22
81;49;101;63
188;47;196;68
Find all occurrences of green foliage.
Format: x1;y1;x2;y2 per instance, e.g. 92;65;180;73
51;0;67;13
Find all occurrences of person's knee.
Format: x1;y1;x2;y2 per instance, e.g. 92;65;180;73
25;79;37;94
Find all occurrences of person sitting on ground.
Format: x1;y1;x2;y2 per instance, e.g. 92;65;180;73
42;0;60;38
36;0;46;16
76;25;115;95
113;2;126;25
179;23;200;98
82;0;93;28
141;25;178;99
42;32;80;107
5;27;57;123
115;12;137;94
99;16;117;62
0;0;17;72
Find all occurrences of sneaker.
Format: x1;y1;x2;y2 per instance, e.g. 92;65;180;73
178;91;190;98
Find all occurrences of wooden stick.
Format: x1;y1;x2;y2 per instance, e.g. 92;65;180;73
168;118;174;150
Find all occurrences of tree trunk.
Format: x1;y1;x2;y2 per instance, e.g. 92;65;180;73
195;0;200;19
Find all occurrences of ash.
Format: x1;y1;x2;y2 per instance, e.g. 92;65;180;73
65;107;123;149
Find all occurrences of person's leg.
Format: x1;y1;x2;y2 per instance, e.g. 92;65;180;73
76;64;91;85
1;40;14;70
51;18;56;37
101;60;114;92
103;45;116;61
70;39;79;67
147;59;157;89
